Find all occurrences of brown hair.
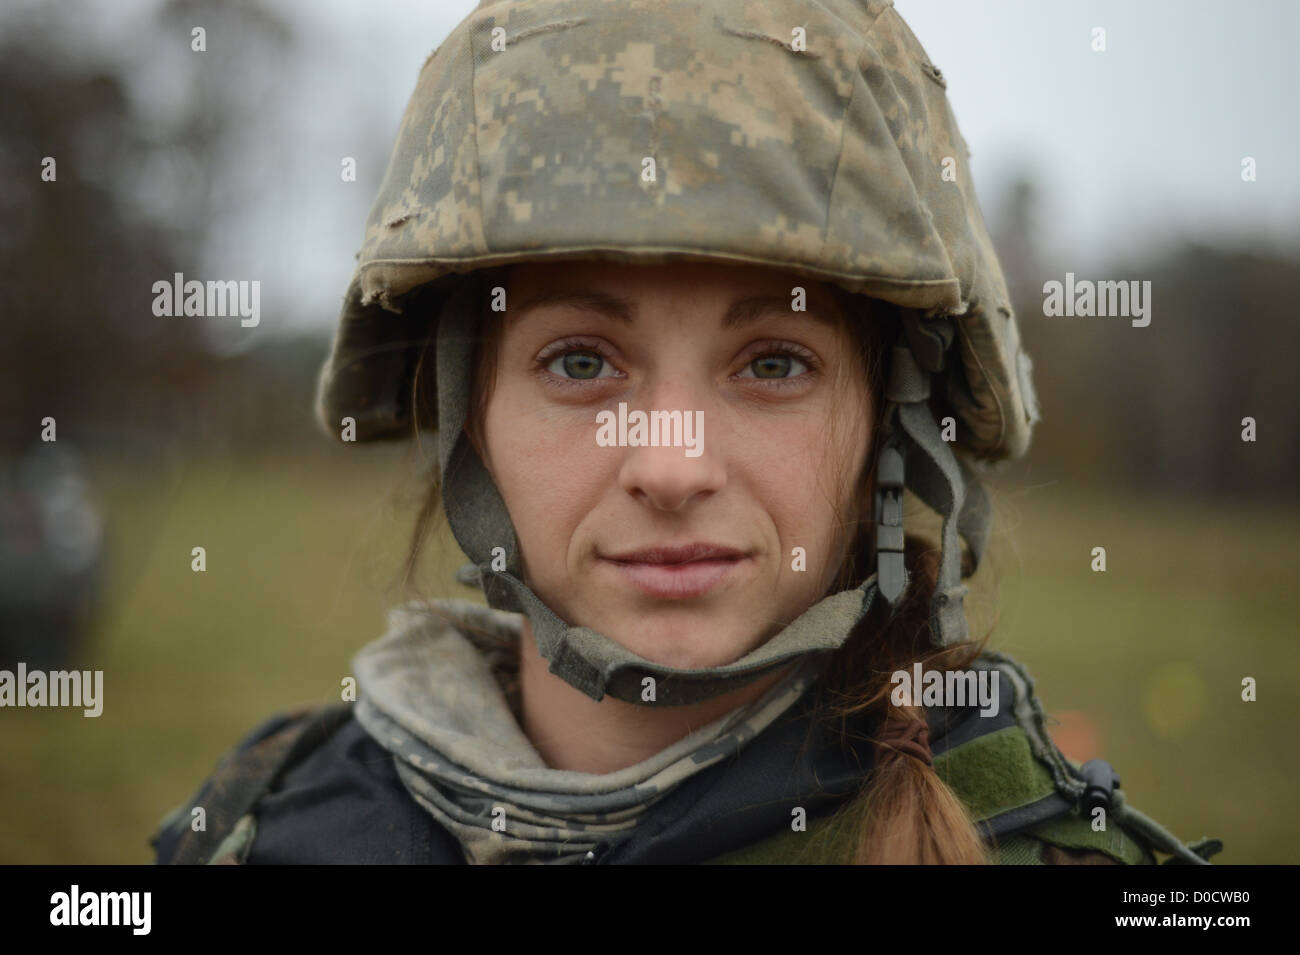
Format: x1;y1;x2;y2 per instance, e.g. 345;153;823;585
399;264;992;864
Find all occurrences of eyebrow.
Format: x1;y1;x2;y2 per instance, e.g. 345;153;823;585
509;288;841;328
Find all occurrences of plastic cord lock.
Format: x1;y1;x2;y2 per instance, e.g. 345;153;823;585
1078;758;1121;815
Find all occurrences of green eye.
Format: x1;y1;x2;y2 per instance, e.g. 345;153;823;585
548;350;608;379
743;353;809;379
752;355;792;378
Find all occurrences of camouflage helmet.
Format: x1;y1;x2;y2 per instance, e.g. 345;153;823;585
315;0;1040;704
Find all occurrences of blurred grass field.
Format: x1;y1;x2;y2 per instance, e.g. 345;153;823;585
0;449;1295;863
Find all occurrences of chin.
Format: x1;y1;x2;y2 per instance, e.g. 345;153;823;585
610;619;749;671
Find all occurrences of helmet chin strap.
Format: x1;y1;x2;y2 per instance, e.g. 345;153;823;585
877;343;992;648
431;278;982;705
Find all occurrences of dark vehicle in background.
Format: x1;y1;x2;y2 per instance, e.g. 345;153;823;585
0;444;103;670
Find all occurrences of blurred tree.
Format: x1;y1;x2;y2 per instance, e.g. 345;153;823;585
989;169;1299;500
0;0;307;457
0;6;198;451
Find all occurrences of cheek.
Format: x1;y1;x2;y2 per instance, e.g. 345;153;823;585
740;408;867;580
742;414;853;515
481;384;608;567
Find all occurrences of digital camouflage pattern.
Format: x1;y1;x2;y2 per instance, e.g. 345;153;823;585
315;0;1039;461
151;702;353;864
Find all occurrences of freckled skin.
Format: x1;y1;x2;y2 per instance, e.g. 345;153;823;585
477;260;872;670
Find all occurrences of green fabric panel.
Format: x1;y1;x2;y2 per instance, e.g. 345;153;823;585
706;816;1058;866
1027;812;1154;865
931;726;1059;821
995;834;1046;865
705;726;1061;864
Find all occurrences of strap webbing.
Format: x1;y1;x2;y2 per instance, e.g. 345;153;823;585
1108;794;1214;865
884;345;992;647
168;704;352;864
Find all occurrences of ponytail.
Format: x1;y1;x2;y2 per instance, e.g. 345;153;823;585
819;533;993;865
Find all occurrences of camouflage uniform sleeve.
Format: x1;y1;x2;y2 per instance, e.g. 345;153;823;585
151;703;350;864
993;812;1157;865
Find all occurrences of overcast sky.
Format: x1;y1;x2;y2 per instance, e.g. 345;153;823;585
22;0;1300;335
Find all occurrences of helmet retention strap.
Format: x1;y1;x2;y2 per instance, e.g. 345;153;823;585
882;345;992;648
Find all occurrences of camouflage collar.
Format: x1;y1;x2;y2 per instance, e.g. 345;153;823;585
351;597;826;864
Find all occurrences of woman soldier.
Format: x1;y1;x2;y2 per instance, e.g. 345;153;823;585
153;0;1221;865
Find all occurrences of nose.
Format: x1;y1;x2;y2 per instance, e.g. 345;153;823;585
614;389;725;513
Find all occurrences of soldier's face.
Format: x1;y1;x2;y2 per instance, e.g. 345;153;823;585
476;260;872;670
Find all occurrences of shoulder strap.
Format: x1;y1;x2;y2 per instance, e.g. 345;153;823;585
978;652;1221;865
709;654;1224;865
154;702;353;865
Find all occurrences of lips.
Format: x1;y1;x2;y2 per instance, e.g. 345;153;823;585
601;542;751;599
604;543;747;564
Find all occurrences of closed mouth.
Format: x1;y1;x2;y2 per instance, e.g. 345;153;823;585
600;543;752;599
602;542;748;565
